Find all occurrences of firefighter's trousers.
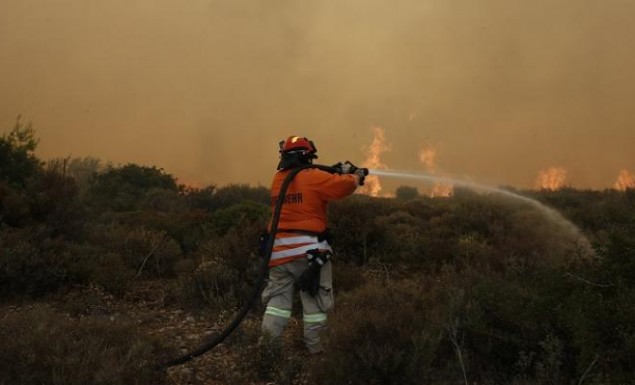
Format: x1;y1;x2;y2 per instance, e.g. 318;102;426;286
261;257;333;354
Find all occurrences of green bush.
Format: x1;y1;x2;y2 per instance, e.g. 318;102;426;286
209;201;269;236
311;279;453;385
100;210;215;253
210;184;270;210
328;196;397;265
88;252;136;298
0;186;31;226
87;224;182;278
0;228;68;298
0;305;168;385
0;116;41;188
26;165;87;239
88;164;178;212
177;255;246;311
176;222;263;310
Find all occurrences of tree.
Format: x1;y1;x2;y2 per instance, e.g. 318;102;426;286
0;116;42;187
88;163;178;212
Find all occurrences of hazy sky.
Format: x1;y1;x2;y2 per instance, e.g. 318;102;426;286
2;0;634;189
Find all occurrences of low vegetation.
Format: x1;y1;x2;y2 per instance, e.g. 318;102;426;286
1;119;634;384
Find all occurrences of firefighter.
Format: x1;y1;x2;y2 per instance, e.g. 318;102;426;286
261;135;366;354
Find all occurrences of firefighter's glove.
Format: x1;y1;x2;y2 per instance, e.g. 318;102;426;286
296;250;331;297
337;161;368;186
340;161;358;174
354;168;367;186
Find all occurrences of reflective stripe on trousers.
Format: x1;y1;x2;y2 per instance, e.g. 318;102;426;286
265;306;291;319
303;312;327;323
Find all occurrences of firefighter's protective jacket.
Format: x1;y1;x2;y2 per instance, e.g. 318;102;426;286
268;168;357;267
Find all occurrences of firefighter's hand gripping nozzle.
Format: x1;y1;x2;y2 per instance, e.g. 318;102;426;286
332;161;369;186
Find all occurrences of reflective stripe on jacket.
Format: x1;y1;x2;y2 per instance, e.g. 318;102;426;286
270;234;332;266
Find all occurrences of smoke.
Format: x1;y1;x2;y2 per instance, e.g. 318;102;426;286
1;0;635;189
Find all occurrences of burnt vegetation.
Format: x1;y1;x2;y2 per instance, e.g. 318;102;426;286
1;120;634;384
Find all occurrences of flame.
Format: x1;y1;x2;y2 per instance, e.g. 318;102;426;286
614;169;635;190
418;144;453;197
359;126;390;197
430;183;454;198
535;167;567;190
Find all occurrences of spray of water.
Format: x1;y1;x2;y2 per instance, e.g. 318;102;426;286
369;169;594;258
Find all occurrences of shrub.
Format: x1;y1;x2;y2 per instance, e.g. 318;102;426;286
100;210;215;253
88;224;182;278
88;252;136;298
139;188;187;213
310;279;454;385
88;164;178;212
0;305;168;385
200;220;264;274
0;187;31;226
176;222;263;310
0;228;68;298
328;196;397;265
371;210;427;266
177;255;246;312
209;201;269;236
26;164;87;239
395;185;419;200
211;184;270;210
200;319;306;385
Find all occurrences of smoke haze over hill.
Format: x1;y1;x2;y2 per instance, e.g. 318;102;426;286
2;0;634;189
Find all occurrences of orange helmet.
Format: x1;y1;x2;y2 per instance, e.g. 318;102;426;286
279;136;318;158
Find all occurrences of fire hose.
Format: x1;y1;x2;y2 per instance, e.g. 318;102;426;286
158;162;367;369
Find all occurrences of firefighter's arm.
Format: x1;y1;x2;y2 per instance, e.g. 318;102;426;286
310;169;358;200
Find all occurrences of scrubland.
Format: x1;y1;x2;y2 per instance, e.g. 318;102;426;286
1;123;634;384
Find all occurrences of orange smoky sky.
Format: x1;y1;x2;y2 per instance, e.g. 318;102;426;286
1;0;634;190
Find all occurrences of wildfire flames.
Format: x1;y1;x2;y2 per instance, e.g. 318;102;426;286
357;128;451;198
418;145;453;197
357;131;631;195
359;126;390;197
614;169;635;190
535;167;567;190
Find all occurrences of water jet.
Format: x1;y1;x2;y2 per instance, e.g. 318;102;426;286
368;169;594;258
